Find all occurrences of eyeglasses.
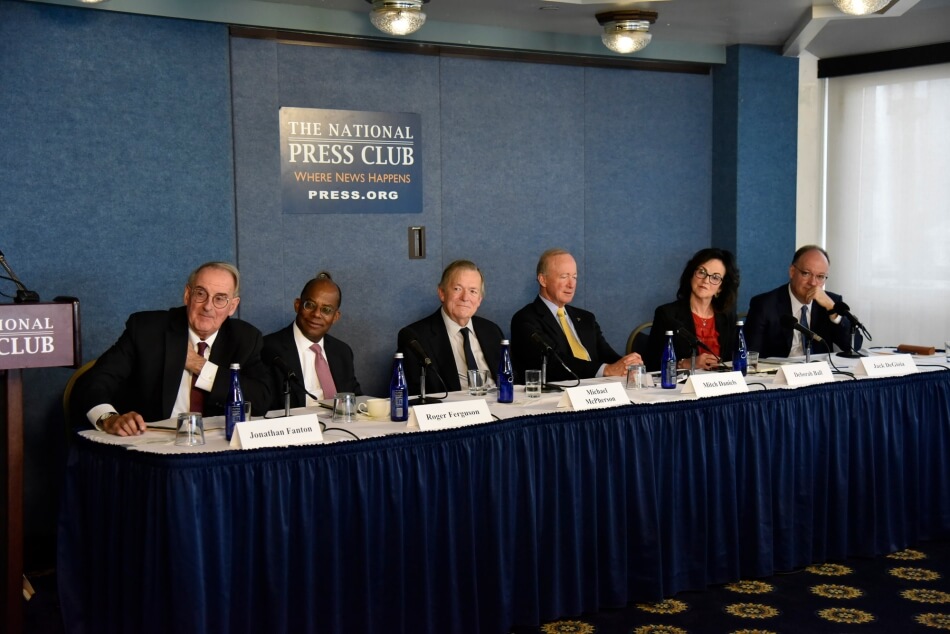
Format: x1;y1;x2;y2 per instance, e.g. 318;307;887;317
694;267;723;285
301;300;337;316
190;286;233;309
793;266;829;283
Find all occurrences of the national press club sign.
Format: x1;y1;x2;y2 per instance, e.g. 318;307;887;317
279;107;422;214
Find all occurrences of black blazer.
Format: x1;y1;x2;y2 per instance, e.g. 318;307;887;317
73;306;272;426
397;309;504;395
745;284;861;358
510;296;621;382
645;300;737;371
262;324;362;410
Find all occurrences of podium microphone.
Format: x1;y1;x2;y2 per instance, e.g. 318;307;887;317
0;249;40;303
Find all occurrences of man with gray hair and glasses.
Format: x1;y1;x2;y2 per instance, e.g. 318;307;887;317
745;245;862;359
74;261;272;436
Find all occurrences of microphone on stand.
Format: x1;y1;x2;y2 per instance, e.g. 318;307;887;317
269;355;311;417
407;339;433;368
780;314;825;344
833;301;871;358
0;249;40;303
403;335;446;404
780;314;831;362
270;355;298;379
530;331;579;389
674;326;723;369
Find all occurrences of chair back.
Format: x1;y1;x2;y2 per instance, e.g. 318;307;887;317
63;359;96;439
626;321;652;355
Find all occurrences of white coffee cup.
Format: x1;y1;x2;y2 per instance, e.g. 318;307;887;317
358;397;390;419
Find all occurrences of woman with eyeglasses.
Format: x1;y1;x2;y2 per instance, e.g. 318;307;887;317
645;247;741;371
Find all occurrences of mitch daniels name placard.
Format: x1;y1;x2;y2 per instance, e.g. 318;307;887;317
280;107;422;214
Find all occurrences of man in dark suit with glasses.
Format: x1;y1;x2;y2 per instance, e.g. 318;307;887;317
262;272;362;411
745;245;861;359
74;261;272;435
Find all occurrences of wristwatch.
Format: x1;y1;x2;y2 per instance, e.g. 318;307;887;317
95;411;118;432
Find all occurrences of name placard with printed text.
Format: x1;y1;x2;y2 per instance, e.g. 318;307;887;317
558;382;630;411
681;371;749;397
773;361;834;387
409;400;494;431
854;354;917;377
229;414;323;449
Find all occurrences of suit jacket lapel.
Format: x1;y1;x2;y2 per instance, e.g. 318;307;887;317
780;290;794;351
162;308;189;416
428;310;461;391
533;297;565;351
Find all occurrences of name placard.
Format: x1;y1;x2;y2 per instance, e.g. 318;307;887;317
773;361;834;387
229;414;323;449
681;371;748;397
409;399;494;431
854;354;917;378
557;382;630;411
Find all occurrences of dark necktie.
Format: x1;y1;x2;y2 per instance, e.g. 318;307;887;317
800;305;811;355
311;342;337;400
460;327;478;373
190;341;208;414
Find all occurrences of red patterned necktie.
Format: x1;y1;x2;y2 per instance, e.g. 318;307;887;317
190;341;208;414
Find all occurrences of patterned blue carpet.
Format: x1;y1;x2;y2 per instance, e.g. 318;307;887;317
511;540;950;634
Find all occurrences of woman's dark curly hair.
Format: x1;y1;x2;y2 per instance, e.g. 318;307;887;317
675;247;740;313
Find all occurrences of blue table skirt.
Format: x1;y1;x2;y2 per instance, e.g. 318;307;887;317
57;372;950;634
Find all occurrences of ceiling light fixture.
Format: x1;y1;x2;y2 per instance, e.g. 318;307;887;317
365;0;429;37
596;10;657;55
832;0;889;16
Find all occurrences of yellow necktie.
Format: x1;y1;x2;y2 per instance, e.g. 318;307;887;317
557;307;590;361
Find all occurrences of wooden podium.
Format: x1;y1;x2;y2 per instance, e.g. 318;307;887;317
1;299;80;634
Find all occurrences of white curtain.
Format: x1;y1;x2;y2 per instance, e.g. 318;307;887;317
824;62;950;350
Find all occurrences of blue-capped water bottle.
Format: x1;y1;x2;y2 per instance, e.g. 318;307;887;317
225;363;245;441
497;339;514;403
661;331;677;389
732;319;748;376
390;352;408;422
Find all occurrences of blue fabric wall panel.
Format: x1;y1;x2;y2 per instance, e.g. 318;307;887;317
713;46;798;311
585;67;713;347
231;42;445;394
735;46;798;307
439;57;587;334
1;2;235;353
0;0;233;565
230;37;288;338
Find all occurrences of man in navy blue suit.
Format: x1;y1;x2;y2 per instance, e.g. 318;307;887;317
262;272;361;410
745;245;861;359
397;260;504;396
510;248;641;382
